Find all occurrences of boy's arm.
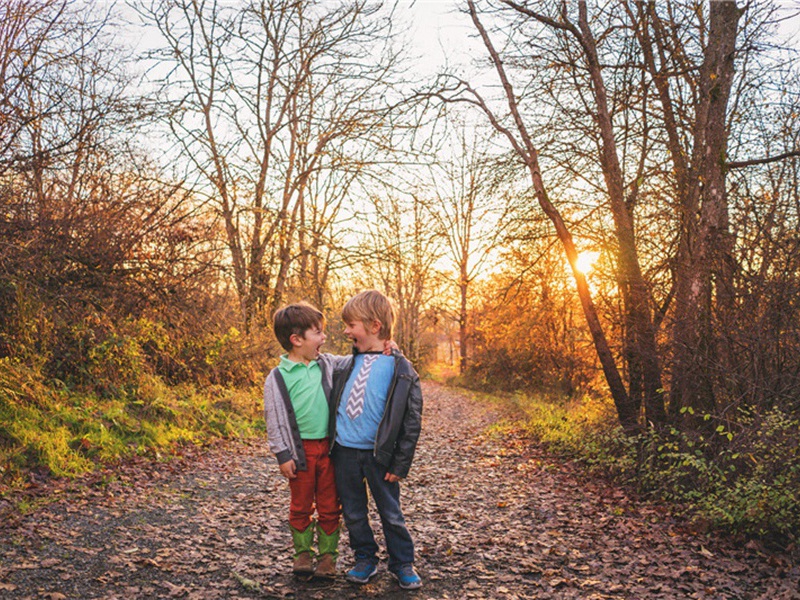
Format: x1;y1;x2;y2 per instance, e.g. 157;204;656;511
319;352;352;371
320;340;395;370
388;372;423;479
263;373;294;468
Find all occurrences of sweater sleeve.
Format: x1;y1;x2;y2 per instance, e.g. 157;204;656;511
319;352;352;372
263;371;292;464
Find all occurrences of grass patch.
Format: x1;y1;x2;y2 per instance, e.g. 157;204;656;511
481;385;799;545
0;357;263;491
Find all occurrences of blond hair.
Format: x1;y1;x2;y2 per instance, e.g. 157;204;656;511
342;290;394;340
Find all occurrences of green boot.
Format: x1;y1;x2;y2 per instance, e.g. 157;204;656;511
314;524;340;579
290;523;315;575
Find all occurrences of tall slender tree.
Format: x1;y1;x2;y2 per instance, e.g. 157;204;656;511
425;123;512;373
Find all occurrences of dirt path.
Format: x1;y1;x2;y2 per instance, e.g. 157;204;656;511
1;382;798;599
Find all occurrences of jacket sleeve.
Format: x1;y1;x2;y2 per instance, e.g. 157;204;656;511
390;370;423;478
263;371;293;465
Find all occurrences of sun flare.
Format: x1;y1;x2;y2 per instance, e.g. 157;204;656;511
575;251;600;274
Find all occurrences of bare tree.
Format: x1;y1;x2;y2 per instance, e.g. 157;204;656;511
428;0;798;431
356;192;443;364
618;1;739;416
433;0;639;430
137;0;404;328
424;122;513;373
1;0;57;172
0;0;118;177
0;0;222;381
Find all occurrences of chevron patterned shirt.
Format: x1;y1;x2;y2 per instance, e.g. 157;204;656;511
335;353;394;449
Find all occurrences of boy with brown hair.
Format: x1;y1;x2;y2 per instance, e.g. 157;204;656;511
263;302;342;578
330;290;424;590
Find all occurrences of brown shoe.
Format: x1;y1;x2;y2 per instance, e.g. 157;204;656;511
315;553;336;579
293;551;314;575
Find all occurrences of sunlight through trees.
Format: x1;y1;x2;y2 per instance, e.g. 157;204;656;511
2;0;800;538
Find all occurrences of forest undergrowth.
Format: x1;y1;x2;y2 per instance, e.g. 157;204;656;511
0;354;262;495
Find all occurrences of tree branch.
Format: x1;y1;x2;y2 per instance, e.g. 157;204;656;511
727;148;800;169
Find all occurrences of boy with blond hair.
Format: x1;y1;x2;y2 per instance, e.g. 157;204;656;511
330;290;424;590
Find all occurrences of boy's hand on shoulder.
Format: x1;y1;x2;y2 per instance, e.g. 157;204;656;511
384;472;401;483
383;339;399;355
280;459;297;479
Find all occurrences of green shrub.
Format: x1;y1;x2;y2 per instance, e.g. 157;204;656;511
0;356;263;491
493;388;800;543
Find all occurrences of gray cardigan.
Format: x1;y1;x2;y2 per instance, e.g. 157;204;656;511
263;353;348;471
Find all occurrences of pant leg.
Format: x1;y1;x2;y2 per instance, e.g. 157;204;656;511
333;444;378;564
312;439;340;535
288;445;316;532
362;453;415;571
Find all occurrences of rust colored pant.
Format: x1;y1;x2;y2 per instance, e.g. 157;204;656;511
289;438;340;535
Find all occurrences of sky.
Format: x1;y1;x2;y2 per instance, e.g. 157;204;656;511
119;1;477;78
404;0;475;74
119;0;800;80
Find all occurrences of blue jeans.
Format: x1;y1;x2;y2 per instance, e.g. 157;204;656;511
333;444;414;571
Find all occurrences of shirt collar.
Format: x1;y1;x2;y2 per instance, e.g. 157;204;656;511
351;346;386;356
279;354;317;371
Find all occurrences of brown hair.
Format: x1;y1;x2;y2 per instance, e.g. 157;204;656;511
273;302;325;351
342;290;394;340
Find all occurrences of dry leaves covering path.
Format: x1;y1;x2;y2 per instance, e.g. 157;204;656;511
1;381;798;599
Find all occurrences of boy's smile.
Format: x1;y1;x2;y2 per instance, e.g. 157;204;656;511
344;319;383;353
290;325;326;363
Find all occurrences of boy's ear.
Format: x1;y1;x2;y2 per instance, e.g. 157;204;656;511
289;332;304;348
368;319;382;335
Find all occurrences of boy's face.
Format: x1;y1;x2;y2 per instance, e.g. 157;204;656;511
344;319;382;353
289;324;326;363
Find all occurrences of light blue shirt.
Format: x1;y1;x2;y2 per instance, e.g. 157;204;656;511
336;354;394;449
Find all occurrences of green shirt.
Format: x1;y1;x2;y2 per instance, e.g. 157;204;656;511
277;355;328;439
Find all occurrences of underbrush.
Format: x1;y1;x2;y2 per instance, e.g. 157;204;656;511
0;357;263;491
494;389;799;545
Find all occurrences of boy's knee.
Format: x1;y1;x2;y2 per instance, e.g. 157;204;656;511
381;512;407;529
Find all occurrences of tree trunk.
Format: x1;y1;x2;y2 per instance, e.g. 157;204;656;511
575;2;666;425
459;277;468;374
669;1;741;416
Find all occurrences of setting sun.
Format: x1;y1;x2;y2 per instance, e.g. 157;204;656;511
575;251;600;274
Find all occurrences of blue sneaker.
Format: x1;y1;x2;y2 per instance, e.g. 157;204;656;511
345;560;378;584
392;564;422;590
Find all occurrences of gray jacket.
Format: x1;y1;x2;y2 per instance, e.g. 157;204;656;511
263;353;348;471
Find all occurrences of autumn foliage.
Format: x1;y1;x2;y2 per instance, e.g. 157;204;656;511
467;248;598;396
2;0;800;543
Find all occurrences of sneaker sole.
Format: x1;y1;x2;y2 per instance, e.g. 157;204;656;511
391;572;422;590
345;568;378;584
